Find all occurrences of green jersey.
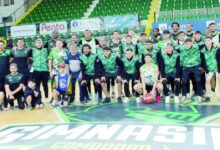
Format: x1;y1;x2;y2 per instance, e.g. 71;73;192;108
32;47;49;72
180;44;201;68
201;47;218;72
162;51;179;74
79;53;97;75
48;48;67;74
5;73;24;91
140;64;157;86
122;56;139;74
99;54;118;74
122;43;136;56
157;39;175;53
141;48;159;64
109;40;123;58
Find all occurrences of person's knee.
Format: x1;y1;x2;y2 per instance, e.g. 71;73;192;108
156;83;163;92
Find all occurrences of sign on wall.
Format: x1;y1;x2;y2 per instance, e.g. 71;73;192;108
70;18;101;32
39;21;68;35
10;25;36;37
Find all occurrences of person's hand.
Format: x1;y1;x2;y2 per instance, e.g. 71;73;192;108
12;46;17;50
151;89;156;97
161;78;166;82
175;78;180;81
123;80;128;84
81;80;87;85
95;78;100;84
134;80;139;84
101;76;106;82
116;76;122;81
34;91;39;97
143;90;147;97
49;72;53;79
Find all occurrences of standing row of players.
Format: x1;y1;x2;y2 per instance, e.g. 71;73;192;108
0;22;219;110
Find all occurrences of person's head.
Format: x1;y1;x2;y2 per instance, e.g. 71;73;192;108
165;43;174;54
16;39;25;48
35;38;43;48
186;23;193;32
125;49;133;59
125;35;132;43
128;28;136;36
27;79;36;89
145;40;153;49
178;31;185;41
98;37;106;46
171;22;180;32
194;31;202;41
58;63;66;73
10;63;18;74
0;40;5;51
205;36;213;47
144;53;152;64
113;30;120;39
55;39;63;49
162;30;171;40
68;42;77;54
209;22;217;33
103;46;111;57
153;28;160;36
84;29;92;39
139;32;147;42
52;30;59;40
184;38;193;49
82;44;91;55
71;35;78;43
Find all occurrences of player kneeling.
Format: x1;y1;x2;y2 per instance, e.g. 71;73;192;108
52;63;72;107
134;54;163;103
24;79;43;110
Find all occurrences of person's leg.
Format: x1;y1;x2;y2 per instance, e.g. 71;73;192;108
94;78;102;103
211;73;216;92
133;83;143;95
16;94;25;110
111;77;115;97
0;91;4;111
25;95;33;108
182;68;190;98
33;71;41;88
205;73;214;101
101;76;111;103
116;76;123;101
52;89;60;106
41;71;49;99
193;67;202;103
70;78;77;103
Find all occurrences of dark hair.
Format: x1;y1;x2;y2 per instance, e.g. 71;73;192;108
16;38;25;42
140;32;146;36
184;38;192;43
178;31;185;35
205;36;212;40
56;38;63;43
126;48;133;52
144;53;152;57
82;44;91;50
186;23;193;27
113;30;120;34
209;22;216;27
126;34;132;38
153;28;160;32
195;31;201;34
163;30;170;34
103;46;111;51
171;22;180;28
28;79;36;83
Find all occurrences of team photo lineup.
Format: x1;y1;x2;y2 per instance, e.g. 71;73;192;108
0;21;220;111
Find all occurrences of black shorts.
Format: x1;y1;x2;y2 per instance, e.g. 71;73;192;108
145;85;153;93
58;91;70;102
24;94;42;107
104;73;117;82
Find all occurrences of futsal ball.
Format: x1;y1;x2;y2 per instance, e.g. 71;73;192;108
141;93;155;104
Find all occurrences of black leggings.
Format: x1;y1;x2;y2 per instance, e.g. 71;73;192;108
124;74;137;97
162;77;181;96
33;71;49;98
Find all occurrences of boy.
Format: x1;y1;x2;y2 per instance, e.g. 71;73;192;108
122;35;137;56
24;79;43;110
52;63;72;107
5;63;25;110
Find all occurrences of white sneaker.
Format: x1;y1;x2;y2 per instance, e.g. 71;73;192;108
136;97;141;103
197;96;203;104
124;97;129;103
174;96;179;103
165;96;170;103
181;96;186;103
186;93;191;99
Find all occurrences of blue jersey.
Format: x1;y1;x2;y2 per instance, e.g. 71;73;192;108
57;73;69;92
65;52;81;78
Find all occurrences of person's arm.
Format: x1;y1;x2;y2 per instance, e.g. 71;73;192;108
116;57;123;76
157;52;166;78
79;59;86;80
134;61;140;81
152;66;159;95
140;69;146;95
94;57;101;79
200;52;209;73
48;59;53;78
12;84;24;95
64;55;70;74
175;56;181;78
216;48;220;73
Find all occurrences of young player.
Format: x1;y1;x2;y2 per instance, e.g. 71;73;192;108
98;46;123;103
185;23;194;38
11;39;31;85
208;22;220;47
151;28;162;44
65;43;82;104
109;30;123;58
80;44;102;104
157;30;175;53
180;38;208;104
137;32;147;61
5;63;25;110
201;36;220;101
24;79;43;110
171;22;180;41
52;63;72;107
160;43;181;103
122;49;140;103
32;38;49;99
134;53;163;102
122;35;137;56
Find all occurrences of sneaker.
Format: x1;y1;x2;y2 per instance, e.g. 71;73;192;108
28;106;33;110
205;96;211;102
156;96;161;103
0;106;3;111
102;97;109;103
198;96;203;104
136;97;141;103
117;97;123;103
9;106;14;111
80;101;86;105
111;92;115;98
107;97;111;103
174;96;179;104
181;96;186;103
123;97;129;103
165;96;170;103
186;93;192;99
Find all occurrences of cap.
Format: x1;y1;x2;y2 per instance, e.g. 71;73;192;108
58;63;66;68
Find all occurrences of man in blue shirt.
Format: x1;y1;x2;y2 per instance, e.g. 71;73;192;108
65;43;82;104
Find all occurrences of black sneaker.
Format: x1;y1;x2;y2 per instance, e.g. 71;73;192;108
107;97;111;103
117;97;123;103
205;96;211;102
102;97;109;103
